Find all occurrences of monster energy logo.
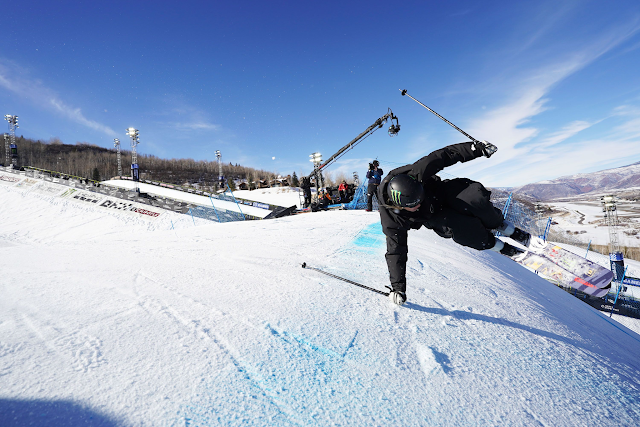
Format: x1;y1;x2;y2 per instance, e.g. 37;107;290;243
390;189;402;205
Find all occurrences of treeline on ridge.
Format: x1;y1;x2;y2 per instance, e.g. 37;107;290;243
3;136;282;190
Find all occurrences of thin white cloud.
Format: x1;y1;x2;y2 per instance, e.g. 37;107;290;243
155;100;222;137
534;120;595;150
166;121;220;132
446;16;640;187
0;59;118;137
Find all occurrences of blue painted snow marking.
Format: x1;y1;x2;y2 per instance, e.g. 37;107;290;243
350;222;385;253
265;323;342;359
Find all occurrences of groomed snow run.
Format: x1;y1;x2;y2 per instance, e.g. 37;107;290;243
1;183;640;426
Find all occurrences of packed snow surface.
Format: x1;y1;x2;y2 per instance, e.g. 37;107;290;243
1;183;640;426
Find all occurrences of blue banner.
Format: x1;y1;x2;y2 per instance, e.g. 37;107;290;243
623;277;640;287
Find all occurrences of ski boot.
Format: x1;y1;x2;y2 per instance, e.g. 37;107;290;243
497;220;531;247
500;242;525;258
489;238;525;258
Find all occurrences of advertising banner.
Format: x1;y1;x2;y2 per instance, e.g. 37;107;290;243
99;199;162;218
0;173;23;185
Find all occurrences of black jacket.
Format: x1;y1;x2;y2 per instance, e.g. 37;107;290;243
376;142;483;291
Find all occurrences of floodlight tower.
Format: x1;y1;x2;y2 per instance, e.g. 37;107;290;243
4;115;18;168
353;171;360;187
602;195;625;282
309;152;323;202
126;128;140;192
215;150;224;191
114;138;122;177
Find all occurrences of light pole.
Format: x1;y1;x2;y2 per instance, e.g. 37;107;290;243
216;150;223;192
309;152;322;202
114;138;122;177
4;115;18;169
126;128;140;192
3;133;8;168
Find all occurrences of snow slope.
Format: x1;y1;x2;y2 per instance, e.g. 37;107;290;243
1;183;640;426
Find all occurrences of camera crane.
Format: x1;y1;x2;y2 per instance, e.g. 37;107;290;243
305;108;400;183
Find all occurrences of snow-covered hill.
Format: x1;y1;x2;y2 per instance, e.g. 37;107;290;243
1;182;640;426
514;162;640;200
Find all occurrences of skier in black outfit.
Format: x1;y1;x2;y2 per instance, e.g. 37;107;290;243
377;141;530;305
365;160;383;211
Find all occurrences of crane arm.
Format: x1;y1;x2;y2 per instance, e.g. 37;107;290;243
306;109;399;180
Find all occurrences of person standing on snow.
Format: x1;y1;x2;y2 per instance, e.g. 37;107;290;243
338;180;349;202
376;141;531;306
301;176;312;208
365;160;383;211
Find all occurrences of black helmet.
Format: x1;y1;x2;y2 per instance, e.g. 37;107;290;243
372;160;379;167
387;174;424;208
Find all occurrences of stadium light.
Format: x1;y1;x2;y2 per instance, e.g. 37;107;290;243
126;128;140;192
4;115;19;169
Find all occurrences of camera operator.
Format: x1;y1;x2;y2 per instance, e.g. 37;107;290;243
365;160;383;211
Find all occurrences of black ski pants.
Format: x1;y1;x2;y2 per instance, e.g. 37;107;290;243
426;178;504;250
366;183;379;210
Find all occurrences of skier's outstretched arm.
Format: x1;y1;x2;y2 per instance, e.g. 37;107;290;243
409;141;491;181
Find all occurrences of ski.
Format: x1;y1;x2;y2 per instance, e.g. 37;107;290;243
301;262;390;296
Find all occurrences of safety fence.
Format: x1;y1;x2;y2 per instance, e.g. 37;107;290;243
188;205;247;224
490;188;640;318
345;181;378;211
2;166;262;224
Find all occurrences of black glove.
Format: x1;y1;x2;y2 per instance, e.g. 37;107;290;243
475;140;498;158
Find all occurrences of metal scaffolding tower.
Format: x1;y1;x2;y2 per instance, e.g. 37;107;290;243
3;133;8;167
602;195;625;281
114;138;122;177
352;171;360;188
4;115;18;168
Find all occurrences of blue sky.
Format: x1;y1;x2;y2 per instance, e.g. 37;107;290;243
1;0;640;187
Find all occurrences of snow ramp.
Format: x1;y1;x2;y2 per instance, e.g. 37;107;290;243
1;190;640;426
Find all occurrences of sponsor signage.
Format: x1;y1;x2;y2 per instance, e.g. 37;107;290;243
253;202;270;210
60;188;78;198
623;277;640;288
72;192;103;204
0;174;22;184
15;178;38;188
99;199;161;218
32;182;65;195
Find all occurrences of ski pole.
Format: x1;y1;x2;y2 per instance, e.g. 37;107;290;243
400;89;480;143
301;262;390;296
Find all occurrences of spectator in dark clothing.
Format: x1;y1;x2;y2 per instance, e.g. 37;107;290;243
376;141;529;306
317;189;332;208
365;160;383;211
301;176;312;208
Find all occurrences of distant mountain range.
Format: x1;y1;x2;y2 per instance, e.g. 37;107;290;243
510;161;640;201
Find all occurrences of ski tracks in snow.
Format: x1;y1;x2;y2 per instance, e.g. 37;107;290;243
130;271;308;426
3;306;108;380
